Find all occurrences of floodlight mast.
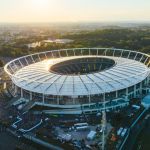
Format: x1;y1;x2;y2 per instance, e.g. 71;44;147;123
102;93;107;150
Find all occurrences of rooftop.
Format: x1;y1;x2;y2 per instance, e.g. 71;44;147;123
12;55;149;96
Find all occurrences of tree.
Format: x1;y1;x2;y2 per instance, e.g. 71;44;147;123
0;60;3;67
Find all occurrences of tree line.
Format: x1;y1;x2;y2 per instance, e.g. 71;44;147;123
0;28;150;58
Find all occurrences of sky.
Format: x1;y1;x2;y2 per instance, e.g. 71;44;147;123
0;0;150;23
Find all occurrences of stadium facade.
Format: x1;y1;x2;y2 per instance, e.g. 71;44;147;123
4;48;150;114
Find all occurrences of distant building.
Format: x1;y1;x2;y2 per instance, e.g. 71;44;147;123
27;39;73;48
27;42;41;48
43;38;73;44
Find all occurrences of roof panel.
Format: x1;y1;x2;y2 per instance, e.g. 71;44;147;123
12;55;149;96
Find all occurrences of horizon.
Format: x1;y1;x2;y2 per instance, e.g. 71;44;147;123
0;21;150;25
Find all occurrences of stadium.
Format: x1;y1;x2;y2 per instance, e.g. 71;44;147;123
4;48;150;114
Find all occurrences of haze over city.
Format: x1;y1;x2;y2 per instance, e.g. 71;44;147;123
0;0;150;23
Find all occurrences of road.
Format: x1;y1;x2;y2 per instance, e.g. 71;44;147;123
133;113;150;150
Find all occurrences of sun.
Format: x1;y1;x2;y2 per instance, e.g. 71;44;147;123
31;0;50;10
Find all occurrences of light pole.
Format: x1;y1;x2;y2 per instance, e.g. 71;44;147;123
101;91;107;150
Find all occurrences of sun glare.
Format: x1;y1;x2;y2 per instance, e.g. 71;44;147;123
31;0;50;10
